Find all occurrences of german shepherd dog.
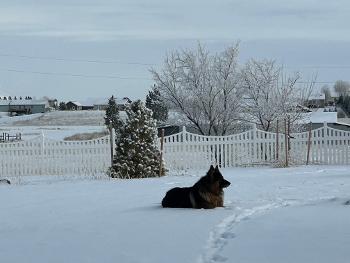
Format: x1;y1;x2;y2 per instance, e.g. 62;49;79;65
162;165;230;209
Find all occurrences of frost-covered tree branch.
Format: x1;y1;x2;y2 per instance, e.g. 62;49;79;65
240;59;315;131
151;43;242;135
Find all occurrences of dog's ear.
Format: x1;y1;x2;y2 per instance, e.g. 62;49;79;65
208;165;215;176
215;165;219;171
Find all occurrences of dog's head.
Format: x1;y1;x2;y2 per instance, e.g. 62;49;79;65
206;165;230;192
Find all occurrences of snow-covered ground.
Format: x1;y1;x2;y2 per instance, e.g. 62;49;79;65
0;125;107;140
0;111;106;126
0;113;44;125
1;166;350;263
0;111;109;140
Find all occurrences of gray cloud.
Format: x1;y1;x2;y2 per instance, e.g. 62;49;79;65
0;1;347;41
0;0;349;100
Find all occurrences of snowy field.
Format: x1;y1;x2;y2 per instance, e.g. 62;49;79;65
0;125;107;140
0;111;108;140
0;111;105;126
1;166;350;263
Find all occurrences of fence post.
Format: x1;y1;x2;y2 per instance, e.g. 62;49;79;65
182;126;187;170
323;122;328;164
182;126;187;144
40;131;45;175
287;116;291;151
284;118;288;167
346;129;350;164
276;119;279;160
252;123;257;163
306;122;312;165
159;129;165;176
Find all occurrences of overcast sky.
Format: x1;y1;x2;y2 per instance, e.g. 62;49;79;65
0;0;349;101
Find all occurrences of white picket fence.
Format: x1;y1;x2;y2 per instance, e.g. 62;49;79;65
162;123;350;170
1;123;350;176
0;133;111;176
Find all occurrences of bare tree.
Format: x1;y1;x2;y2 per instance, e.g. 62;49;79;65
334;80;350;97
278;71;315;129
151;43;242;135
240;59;280;131
240;59;315;131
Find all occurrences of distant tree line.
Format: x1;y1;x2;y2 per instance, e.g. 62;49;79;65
322;80;350;116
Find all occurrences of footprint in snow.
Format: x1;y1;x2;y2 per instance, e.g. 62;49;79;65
212;254;227;262
221;232;236;239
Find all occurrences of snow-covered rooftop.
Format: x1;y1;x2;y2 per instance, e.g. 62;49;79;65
330;90;340;98
68;101;83;106
0;99;48;106
308;93;325;100
83;97;131;106
299;110;337;123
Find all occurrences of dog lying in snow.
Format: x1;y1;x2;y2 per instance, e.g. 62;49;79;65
162;165;230;209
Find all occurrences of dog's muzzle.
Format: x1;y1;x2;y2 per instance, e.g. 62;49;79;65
221;179;230;188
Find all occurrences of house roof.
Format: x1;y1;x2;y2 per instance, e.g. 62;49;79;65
67;101;83;106
0;99;48;106
299;110;337;124
330;90;340;98
83;97;131;106
308;93;325;100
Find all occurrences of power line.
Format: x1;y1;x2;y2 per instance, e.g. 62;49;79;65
0;53;156;66
0;68;152;80
303;66;350;69
0;67;345;84
285;65;350;69
297;81;337;84
2;52;350;69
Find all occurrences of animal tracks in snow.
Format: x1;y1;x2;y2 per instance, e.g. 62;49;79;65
198;196;344;263
197;201;290;263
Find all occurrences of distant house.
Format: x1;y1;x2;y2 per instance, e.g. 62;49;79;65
87;97;132;111
329;90;340;105
297;108;350;131
94;104;107;111
66;101;83;111
306;93;325;108
82;105;94;111
0;98;48;115
47;98;58;109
